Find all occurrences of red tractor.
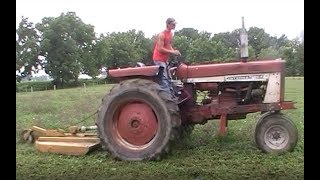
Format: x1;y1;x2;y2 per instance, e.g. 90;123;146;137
96;56;298;161
96;18;298;161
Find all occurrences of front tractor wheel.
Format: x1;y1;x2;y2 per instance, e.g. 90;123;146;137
97;79;181;161
255;113;298;153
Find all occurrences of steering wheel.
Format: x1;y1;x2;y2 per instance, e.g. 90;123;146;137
168;54;183;68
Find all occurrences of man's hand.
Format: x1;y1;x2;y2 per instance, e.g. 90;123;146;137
172;50;181;56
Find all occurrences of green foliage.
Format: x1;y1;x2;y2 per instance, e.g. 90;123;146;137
247;45;256;59
187;36;215;63
175;28;202;41
212;30;240;49
16;17;42;80
247;27;278;58
214;41;238;61
275;34;290;48
295;41;304;76
36;12;97;86
258;46;281;59
95;30;151;69
173;35;191;59
277;39;304;76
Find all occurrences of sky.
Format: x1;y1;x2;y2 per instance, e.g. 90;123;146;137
16;0;304;40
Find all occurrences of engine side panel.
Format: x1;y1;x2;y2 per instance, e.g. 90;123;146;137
184;73;270;83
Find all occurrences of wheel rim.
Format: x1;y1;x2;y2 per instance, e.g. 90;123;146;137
112;102;158;149
264;125;289;150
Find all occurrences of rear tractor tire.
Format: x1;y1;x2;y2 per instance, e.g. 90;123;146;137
96;79;181;161
255;112;298;154
178;124;195;139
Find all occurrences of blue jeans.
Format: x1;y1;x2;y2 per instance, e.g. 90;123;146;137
153;61;174;96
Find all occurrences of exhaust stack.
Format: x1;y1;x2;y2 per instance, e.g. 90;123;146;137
240;17;249;62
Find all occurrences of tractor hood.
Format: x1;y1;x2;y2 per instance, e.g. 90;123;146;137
175;59;285;79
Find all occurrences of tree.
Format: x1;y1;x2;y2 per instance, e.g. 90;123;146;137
294;41;304;76
16;17;41;81
212;31;239;49
248;27;274;58
211;31;241;61
175;28;201;41
258;46;281;59
275;34;290;49
187;36;217;63
92;34;112;73
126;30;153;65
97;30;149;69
172;35;192;60
282;39;304;76
36;12;96;86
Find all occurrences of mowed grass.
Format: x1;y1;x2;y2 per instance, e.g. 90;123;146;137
16;78;304;180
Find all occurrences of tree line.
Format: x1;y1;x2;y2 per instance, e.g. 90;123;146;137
16;12;304;86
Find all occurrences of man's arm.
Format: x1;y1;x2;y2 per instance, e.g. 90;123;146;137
157;33;180;55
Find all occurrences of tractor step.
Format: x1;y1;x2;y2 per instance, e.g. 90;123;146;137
35;136;101;156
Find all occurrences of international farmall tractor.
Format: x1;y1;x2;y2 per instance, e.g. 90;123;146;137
21;18;298;161
95;57;298;161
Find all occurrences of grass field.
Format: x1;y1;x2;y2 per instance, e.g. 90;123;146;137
16;78;304;180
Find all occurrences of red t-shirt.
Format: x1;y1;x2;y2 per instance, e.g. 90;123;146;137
152;30;173;62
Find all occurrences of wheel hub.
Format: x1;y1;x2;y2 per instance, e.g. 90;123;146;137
130;119;141;128
116;102;158;146
264;126;289;149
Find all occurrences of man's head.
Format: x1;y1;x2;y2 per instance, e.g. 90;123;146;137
166;18;177;30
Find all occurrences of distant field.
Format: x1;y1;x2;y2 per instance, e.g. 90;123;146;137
16;78;304;180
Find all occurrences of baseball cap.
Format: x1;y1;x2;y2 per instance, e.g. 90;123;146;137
166;18;177;25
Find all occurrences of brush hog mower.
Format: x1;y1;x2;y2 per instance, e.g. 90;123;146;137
20;18;299;161
20;125;100;156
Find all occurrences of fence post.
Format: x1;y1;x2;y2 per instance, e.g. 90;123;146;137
31;86;33;92
54;85;56;90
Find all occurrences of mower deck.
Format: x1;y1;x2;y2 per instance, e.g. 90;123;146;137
21;125;101;156
35;136;100;156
